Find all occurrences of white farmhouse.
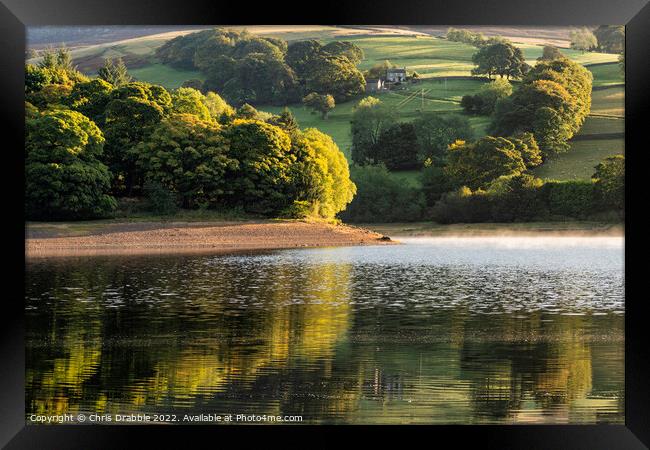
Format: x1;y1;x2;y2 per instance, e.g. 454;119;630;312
386;67;407;83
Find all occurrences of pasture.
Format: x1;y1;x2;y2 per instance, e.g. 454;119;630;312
588;62;625;88
129;63;204;89
533;138;624;181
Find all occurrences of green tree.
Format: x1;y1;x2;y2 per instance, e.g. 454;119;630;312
420;164;456;206
302;92;335;119
170;87;212;121
509;132;542;169
289;128;356;218
593;25;625;53
350;97;397;165
26;48;88;107
203;91;236;121
375;122;420;170
268;107;299;132
66;78;114;125
365;60;395;80
27;83;74;109
538;45;564;61
322;41;364;64
304;55;365;102
102;82;172;194
446;28;488;47
221;120;296;214
412;113;474;164
619;51;625;76
487;173;546;221
446;136;526;189
285;40;324;79
25;64;51;94
461;78;513;115
570;28;598;52
97;57;132;87
181;78;204;91
55;47;75;71
175;29;298;105
471;42;529;79
25;109;116;220
592;154;624;212
136;113;237;209
235;103;262;120
491;58;592;156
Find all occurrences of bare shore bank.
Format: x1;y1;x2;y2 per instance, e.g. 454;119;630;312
25;220;393;258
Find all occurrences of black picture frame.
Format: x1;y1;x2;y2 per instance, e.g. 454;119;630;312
2;1;648;448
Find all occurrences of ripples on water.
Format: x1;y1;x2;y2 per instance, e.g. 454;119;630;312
25;237;624;424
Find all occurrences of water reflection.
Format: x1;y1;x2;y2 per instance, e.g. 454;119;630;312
26;237;624;424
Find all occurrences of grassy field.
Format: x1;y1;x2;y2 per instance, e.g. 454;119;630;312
262;77;485;156
590;85;625;117
578;116;624;136
588;63;625;88
129;63;204;89
533;138;624;181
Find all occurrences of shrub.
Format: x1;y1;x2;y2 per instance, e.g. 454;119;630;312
487;174;546;221
420;164;456;206
340;164;425;222
143;180;179;215
542;180;595;218
431;187;491;224
592;155;624;214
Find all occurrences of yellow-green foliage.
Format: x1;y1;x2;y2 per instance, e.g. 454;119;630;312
291;128;356;218
446;137;526;189
170;87;212;122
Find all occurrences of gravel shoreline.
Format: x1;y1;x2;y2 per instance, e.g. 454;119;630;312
25;221;395;258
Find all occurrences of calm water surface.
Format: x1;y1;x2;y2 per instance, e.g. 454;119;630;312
25;236;624;424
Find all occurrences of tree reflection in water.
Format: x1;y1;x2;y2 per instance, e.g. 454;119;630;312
26;243;624;424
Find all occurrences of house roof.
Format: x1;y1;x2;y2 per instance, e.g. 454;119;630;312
366;78;381;83
387;68;406;73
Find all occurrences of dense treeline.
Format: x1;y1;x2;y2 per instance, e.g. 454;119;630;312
432;155;624;223
24;49;356;221
490;57;592;155
446;28;511;48
155;29;365;106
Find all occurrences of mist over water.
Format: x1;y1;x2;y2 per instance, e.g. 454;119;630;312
25;237;624;424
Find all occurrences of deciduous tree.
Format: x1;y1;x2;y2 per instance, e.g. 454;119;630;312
25;109;116;219
302;92;335;119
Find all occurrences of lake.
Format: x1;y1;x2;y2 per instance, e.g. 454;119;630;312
25;236;625;424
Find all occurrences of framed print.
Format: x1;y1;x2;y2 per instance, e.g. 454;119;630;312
2;0;648;448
